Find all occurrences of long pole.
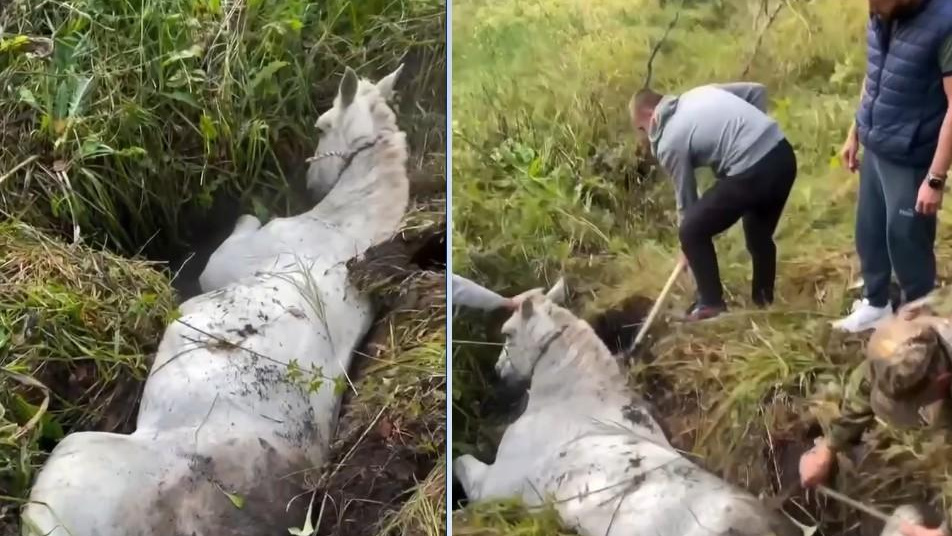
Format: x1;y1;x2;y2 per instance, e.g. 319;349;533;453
627;257;686;356
815;485;891;523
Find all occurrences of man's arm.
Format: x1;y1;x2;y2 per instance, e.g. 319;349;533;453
826;361;876;452
657;144;698;223
714;82;769;113
452;274;511;311
928;36;952;179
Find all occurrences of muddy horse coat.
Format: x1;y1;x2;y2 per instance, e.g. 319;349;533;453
21;65;409;536
453;280;801;536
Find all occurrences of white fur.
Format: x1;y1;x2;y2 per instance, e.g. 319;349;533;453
879;505;926;536
454;280;801;536
198;64;408;293
21;64;411;536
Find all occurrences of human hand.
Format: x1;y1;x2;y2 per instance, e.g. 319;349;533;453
799;441;834;488
841;133;860;173
899;521;948;536
916;180;943;215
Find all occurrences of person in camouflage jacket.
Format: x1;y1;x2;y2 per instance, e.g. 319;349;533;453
799;313;952;536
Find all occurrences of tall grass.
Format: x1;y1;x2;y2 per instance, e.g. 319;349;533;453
0;0;444;257
452;0;952;532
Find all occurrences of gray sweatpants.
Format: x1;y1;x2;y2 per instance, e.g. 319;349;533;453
855;149;936;307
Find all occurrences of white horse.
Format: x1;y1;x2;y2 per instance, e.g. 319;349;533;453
198;63;407;292
453;278;802;536
21;64;410;536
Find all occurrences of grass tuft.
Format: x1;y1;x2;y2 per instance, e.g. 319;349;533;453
0;221;175;511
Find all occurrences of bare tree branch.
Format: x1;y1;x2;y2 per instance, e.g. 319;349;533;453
643;9;682;90
741;0;785;78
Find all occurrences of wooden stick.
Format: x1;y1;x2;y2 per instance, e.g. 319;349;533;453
626;258;686;356
816;485;891;523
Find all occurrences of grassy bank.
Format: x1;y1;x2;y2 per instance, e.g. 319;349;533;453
0;221;176;523
0;0;444;259
452;0;952;533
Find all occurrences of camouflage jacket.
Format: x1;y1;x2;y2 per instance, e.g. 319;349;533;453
827;361;952;533
828;361;952;451
827;361;877;452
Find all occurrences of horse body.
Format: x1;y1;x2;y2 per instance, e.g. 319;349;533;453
22;65;409;536
454;283;800;536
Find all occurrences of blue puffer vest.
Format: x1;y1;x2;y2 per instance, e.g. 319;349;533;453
857;0;952;167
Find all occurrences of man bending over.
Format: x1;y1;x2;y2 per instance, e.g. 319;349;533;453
630;82;797;322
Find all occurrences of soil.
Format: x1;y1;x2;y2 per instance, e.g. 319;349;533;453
317;214;446;536
585;294;655;356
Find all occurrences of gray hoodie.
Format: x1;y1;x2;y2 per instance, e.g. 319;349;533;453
647;82;785;221
452;274;509;311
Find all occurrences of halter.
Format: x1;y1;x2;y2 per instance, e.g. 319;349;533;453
306;134;384;182
526;324;570;379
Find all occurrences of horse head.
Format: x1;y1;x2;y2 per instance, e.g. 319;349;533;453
307;63;404;200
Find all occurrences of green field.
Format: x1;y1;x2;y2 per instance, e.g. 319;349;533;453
451;0;952;533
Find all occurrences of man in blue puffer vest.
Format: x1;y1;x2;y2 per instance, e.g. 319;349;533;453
834;0;952;334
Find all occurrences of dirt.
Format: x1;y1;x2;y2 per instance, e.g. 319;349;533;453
586;294;655;356
316;213;445;536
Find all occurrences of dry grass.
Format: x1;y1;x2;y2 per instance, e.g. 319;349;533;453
0;221;175;519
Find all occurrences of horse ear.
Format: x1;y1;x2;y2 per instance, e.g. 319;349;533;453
340;67;359;108
376;63;404;101
545;277;567;304
520;298;534;320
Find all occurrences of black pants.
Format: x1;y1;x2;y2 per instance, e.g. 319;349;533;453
678;138;797;308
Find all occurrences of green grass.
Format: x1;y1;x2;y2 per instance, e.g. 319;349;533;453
0;0;444;257
452;0;952;532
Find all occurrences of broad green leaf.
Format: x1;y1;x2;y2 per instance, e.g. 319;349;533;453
68;75;92;119
18;88;39;109
9;395;64;441
249;61;289;93
80;139;114;159
0;35;30;52
162;91;201;109
53;80;70;120
162;45;203;66
224;491;244;509
215;483;245;509
251;197;269;222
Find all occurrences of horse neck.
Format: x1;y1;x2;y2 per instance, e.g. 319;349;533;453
529;321;629;400
309;129;410;244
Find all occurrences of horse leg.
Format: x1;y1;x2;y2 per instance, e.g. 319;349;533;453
198;215;264;292
231;214;262;236
454;455;490;501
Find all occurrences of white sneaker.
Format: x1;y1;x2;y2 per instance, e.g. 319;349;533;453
831;299;891;333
